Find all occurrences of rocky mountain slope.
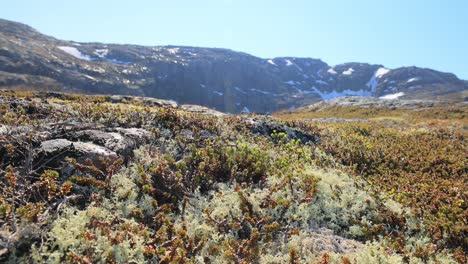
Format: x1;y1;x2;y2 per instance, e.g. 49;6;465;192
0;18;466;113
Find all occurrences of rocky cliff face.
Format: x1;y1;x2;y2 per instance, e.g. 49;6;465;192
0;19;466;113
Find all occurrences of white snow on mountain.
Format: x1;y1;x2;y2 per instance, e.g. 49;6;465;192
379;92;405;100
342;68;354;75
285;59;294;66
84;74;96;81
327;68;337;74
267;59;276;66
311;86;372;100
375;67;391;78
366;67;391;91
213;91;224;96
94;49;109;58
407;78;419;83
57;46;92;61
106;58;132;65
295;87;315;94
284;80;296;85
167;48;180;54
234;86;247;94
315;80;328;85
251;88;274;95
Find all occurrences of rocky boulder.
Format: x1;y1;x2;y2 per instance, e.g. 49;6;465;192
247;118;320;144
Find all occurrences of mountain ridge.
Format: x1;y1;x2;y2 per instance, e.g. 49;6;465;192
0;18;466;113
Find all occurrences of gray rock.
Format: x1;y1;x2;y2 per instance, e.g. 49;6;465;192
140;97;178;108
108;95;178;108
180;129;194;140
108;95;126;103
248;118;320;144
68;128;150;156
39;139;118;177
39;138;74;153
199;130;215;139
114;128;151;143
179;104;226;117
40;139;117;158
68;130;124;152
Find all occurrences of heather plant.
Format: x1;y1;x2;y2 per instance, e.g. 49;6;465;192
276;104;467;261
0;91;465;262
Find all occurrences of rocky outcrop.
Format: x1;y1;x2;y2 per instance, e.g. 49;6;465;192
107;95;178;108
179;104;226;116
0;121;154;177
247;117;320;144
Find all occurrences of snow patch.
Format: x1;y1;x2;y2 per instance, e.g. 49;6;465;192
284;80;296;85
106;58;131;65
213;91;224;96
200;84;206;88
234;86;247;94
57;46;92;61
295;87;315;94
285;59;294;66
250;88;274;95
311;86;372;100
375;67;390;78
167;48;180;54
327;68;337;74
267;59;276;66
241;106;250;113
84;75;96;81
315;80;328;85
366;67;391;91
342;68;354;75
94;49;109;58
407;78;419;83
379;92;405;100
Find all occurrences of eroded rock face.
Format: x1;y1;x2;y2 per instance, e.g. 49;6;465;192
67;128;151;156
30;124;152;177
38;138;118;176
40;139;117;157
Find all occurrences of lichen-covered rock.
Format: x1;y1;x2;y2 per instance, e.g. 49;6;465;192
248;118;320;144
38;139;118;177
40;138;117;157
68;130;126;153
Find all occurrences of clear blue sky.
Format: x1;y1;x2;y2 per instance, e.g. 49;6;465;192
2;0;467;79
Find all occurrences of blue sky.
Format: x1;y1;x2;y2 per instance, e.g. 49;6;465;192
2;0;467;79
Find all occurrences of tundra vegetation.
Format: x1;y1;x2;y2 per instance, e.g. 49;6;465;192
0;90;466;263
